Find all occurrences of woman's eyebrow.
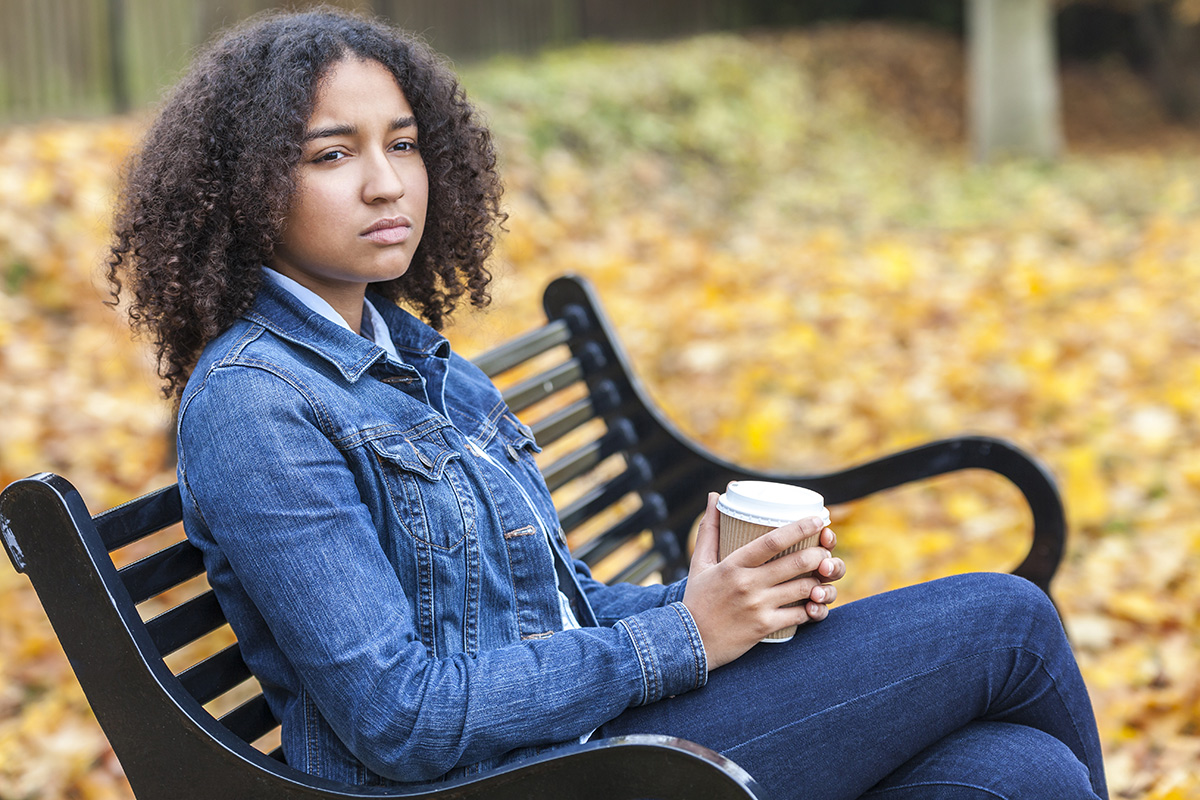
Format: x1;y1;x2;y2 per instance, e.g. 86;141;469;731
304;124;355;142
391;115;418;132
303;116;418;142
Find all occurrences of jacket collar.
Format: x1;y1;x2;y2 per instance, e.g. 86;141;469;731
244;280;450;383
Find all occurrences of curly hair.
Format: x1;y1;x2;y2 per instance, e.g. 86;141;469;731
107;7;504;399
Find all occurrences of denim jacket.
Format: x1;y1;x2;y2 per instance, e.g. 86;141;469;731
177;281;708;787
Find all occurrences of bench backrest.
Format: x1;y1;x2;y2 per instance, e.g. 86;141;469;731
1;274;1066;799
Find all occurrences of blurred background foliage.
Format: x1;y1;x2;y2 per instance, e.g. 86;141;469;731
3;2;1200;799
5;0;1200;123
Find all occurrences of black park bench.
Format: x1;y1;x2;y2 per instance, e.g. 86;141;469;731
0;274;1066;800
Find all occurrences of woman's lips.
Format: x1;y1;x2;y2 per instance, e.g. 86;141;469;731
361;217;413;245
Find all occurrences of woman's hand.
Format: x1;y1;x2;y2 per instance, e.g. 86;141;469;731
682;492;846;671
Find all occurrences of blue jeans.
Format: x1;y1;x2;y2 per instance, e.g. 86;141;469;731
598;573;1107;800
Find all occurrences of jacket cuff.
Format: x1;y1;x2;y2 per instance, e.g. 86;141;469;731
617;601;707;705
663;577;688;605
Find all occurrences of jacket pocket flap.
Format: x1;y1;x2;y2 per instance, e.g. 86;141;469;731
497;413;542;454
367;430;458;481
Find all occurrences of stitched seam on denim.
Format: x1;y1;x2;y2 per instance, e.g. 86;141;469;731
425;470;466;549
341;417;451;449
421;537;437;655
463;519;481;656
303;687;320;775
1024;650;1091;768
505;413;537;441
215;324;263;367
455;399;503;450
665;579;687;605
487;412;535;455
441;463;477;545
724;645;1067;756
617;619;651;705
390;333;444;355
378;456;465;550
486;398;508;426
241;309;384;380
373;453;419;544
483;466;528;636
389;327;446;357
227;357;334;433
349;347;385;377
180;349;328;522
176;329;260;523
630;616;661;702
641;617;661;701
669;602;706;689
966;646;1092;771
176;393;205;523
863;781;1007;798
473;426;499;449
370;431;470;550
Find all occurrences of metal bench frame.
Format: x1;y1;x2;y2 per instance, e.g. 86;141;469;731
1;274;1065;800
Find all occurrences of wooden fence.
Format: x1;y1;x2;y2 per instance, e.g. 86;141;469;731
0;0;748;123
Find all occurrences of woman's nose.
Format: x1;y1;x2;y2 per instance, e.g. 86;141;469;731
363;152;405;202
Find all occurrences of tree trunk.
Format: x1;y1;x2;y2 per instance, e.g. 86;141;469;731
968;0;1063;161
1137;1;1200;122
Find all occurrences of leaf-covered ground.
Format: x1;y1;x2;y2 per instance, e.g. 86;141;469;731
2;23;1199;799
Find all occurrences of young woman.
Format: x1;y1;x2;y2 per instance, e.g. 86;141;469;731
107;9;1108;799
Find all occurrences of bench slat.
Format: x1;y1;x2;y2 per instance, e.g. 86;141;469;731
529;397;596;448
220;694;278;746
574;502;665;567
472;319;572;378
501;359;584;414
94;484;183;552
119;540;206;605
541;421;636;493
145;590;227;657
612;550;667;586
558;464;649;534
177;644;252;706
543;442;605;493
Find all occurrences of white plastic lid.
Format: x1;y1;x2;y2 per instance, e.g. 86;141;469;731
716;481;830;527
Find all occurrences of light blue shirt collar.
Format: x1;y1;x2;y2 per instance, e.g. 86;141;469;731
261;267;400;362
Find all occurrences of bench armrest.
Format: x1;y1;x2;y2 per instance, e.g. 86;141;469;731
772;435;1066;595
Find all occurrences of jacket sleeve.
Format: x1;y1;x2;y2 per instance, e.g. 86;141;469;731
178;365;707;783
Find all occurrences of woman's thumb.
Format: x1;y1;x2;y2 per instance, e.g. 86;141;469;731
693;491;721;565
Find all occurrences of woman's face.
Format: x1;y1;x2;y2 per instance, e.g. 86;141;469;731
270;57;429;321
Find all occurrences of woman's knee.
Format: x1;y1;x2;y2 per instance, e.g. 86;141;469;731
935;572;1064;641
940;571;1049;608
863;721;1100;800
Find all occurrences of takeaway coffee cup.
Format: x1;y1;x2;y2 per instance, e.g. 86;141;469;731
716;481;831;642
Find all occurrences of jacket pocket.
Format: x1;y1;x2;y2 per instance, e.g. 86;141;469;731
368;427;477;550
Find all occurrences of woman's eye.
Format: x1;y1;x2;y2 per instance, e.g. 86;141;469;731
313;150;347;163
391;140;419;153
